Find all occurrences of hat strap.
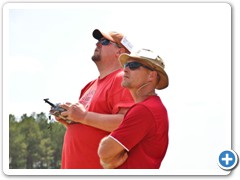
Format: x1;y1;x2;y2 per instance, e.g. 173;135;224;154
136;82;156;97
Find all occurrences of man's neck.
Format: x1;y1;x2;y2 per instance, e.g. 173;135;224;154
130;85;157;103
96;63;121;79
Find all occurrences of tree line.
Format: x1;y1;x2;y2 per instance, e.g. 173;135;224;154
9;112;66;169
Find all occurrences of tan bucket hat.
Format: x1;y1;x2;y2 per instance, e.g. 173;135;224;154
119;48;169;90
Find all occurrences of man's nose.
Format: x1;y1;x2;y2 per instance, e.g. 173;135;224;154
96;41;102;47
124;66;130;72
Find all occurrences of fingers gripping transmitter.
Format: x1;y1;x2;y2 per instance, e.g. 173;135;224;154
43;98;68;120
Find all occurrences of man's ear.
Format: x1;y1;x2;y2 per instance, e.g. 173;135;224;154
119;47;126;55
116;47;125;58
148;71;158;81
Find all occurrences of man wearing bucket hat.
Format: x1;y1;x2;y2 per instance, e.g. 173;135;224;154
54;29;134;168
98;48;169;169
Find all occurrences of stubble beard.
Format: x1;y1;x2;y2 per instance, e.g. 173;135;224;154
121;80;130;88
92;54;101;62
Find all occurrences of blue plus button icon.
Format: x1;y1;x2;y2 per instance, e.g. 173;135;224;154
218;150;238;170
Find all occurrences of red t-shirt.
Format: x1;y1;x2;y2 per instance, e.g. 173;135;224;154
110;95;169;169
61;69;134;169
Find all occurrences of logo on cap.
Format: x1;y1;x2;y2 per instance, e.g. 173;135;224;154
121;36;133;52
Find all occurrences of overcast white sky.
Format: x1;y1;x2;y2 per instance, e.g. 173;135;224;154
3;2;233;176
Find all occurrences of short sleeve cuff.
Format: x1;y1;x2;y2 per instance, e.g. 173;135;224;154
109;135;129;152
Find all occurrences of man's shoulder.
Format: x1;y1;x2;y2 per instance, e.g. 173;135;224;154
111;69;124;81
110;69;124;78
80;79;98;94
103;69;124;86
84;79;97;87
129;97;162;114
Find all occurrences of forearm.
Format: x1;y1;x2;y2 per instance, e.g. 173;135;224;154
81;112;124;132
60;103;128;132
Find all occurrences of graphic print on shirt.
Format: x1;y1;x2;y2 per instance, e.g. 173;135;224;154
79;81;97;110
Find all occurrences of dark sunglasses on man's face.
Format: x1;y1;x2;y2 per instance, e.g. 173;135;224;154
124;61;153;71
99;39;121;48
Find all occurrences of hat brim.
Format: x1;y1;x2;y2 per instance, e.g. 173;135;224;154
92;29;115;42
119;54;169;90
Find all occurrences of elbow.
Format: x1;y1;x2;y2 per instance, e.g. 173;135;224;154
98;137;115;169
98;137;108;159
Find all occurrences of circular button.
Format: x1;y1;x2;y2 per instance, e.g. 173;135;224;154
218;150;238;170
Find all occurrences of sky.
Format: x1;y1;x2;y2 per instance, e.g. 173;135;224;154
2;2;236;177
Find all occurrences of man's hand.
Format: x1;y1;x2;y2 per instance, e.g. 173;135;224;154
54;116;69;127
60;102;87;123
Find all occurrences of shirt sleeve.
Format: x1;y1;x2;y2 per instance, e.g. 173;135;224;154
107;72;134;114
110;104;155;151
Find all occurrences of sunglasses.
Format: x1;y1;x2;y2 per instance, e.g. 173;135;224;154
124;61;154;71
99;39;121;48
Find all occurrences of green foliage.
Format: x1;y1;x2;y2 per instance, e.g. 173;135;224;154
9;113;66;169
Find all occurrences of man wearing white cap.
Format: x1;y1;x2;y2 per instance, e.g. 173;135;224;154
98;48;169;169
56;29;134;168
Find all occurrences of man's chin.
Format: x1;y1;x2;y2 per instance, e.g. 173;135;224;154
121;82;129;88
91;55;101;62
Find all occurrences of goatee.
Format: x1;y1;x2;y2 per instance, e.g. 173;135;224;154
91;54;101;62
